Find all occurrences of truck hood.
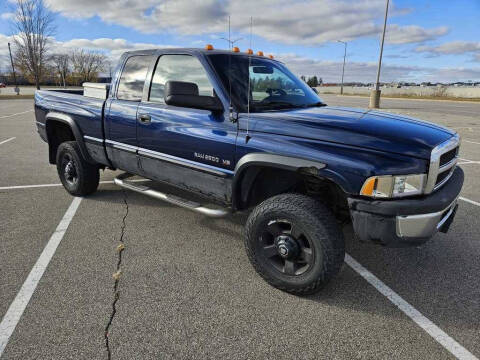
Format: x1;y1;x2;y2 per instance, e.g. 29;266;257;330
245;106;454;159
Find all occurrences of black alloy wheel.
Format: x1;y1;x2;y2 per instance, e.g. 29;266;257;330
260;219;315;276
245;193;345;295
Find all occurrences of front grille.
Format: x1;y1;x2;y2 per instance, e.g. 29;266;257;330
435;170;450;186
425;135;460;193
439;147;458;167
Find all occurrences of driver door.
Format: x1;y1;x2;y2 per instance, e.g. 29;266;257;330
136;53;237;203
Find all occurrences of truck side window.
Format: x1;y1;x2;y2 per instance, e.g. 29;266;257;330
149;55;214;103
117;56;153;101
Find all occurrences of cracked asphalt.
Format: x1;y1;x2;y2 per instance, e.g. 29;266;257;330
0;96;479;359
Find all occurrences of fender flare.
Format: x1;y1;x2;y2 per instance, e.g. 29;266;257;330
45;112;95;164
232;153;327;209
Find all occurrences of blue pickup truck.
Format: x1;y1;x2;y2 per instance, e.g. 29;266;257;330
34;47;463;294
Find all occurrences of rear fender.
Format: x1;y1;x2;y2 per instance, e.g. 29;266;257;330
45;112;95;164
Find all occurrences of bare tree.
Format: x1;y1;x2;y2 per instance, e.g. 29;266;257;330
71;50;106;84
11;0;55;89
51;54;69;87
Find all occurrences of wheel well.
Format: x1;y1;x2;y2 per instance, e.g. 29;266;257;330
46;121;75;164
235;166;349;219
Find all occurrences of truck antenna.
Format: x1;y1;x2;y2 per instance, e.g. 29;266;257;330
221;15;240;123
245;16;253;143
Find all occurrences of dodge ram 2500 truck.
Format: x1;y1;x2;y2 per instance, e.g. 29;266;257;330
34;47;463;294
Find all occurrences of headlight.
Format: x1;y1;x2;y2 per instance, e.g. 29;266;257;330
360;174;426;198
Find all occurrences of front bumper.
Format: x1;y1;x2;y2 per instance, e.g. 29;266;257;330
348;167;464;247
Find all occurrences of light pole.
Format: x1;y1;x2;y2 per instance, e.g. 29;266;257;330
337;40;347;95
369;0;390;108
7;42;19;95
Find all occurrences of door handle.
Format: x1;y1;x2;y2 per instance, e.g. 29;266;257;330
138;114;151;124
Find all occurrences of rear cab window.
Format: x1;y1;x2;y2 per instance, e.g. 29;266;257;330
117;55;153;101
149;54;214;103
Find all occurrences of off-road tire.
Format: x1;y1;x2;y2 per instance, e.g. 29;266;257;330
245;193;345;295
56;141;99;196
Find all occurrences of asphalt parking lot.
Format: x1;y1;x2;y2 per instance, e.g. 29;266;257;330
0;96;479;359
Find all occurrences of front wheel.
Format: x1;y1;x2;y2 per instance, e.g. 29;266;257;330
56;141;99;196
245;193;345;295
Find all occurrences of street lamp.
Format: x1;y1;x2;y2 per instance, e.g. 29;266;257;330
7;42;19;95
337;40;347;95
369;0;390;108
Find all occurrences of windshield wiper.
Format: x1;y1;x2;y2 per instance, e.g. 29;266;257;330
254;101;306;110
301;102;327;108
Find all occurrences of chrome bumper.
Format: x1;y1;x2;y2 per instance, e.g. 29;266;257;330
396;198;458;238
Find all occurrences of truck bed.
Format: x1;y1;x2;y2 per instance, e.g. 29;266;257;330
34;88;110;166
35;88;106;141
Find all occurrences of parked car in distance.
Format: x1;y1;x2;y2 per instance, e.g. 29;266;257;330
34;47;463;295
0;83;6;88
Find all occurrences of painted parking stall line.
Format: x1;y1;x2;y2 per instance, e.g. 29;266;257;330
0;197;82;357
460;197;480;207
0;110;33;119
0;179;151;191
345;254;478;360
0;137;15;146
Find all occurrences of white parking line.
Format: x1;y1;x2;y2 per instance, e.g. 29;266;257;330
463;140;480;145
0;179;150;191
0;197;82;357
0;110;33;119
458;159;480;165
345;254;478;360
0;183;63;190
460;197;480;207
459;158;479;163
0;137;15;146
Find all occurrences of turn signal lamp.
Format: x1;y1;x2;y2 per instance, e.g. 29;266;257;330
246;49;253;55
268;54;274;59
361;177;376;197
257;51;264;56
205;44;214;50
233;46;240;52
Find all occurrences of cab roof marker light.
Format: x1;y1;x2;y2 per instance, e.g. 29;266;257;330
205;44;214;50
257;51;264;56
233;46;240;53
246;49;253;55
268;54;274;59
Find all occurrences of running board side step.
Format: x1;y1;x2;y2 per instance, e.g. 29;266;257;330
113;173;230;218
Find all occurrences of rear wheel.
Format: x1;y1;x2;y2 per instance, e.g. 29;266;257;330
56;141;99;196
245;193;345;295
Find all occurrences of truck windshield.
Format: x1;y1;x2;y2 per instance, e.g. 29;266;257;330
208;54;325;113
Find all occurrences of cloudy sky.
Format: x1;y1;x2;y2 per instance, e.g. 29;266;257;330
1;0;479;83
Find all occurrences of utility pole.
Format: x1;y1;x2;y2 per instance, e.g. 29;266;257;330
337;40;347;95
369;0;389;108
7;42;19;95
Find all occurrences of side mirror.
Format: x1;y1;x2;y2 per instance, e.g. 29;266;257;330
164;81;223;113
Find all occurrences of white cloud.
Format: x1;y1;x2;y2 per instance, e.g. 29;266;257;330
0;33;177;71
385;25;449;45
2;33;478;83
276;53;480;83
0;12;15;20
54;38;176;59
415;41;480;55
43;0;448;45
